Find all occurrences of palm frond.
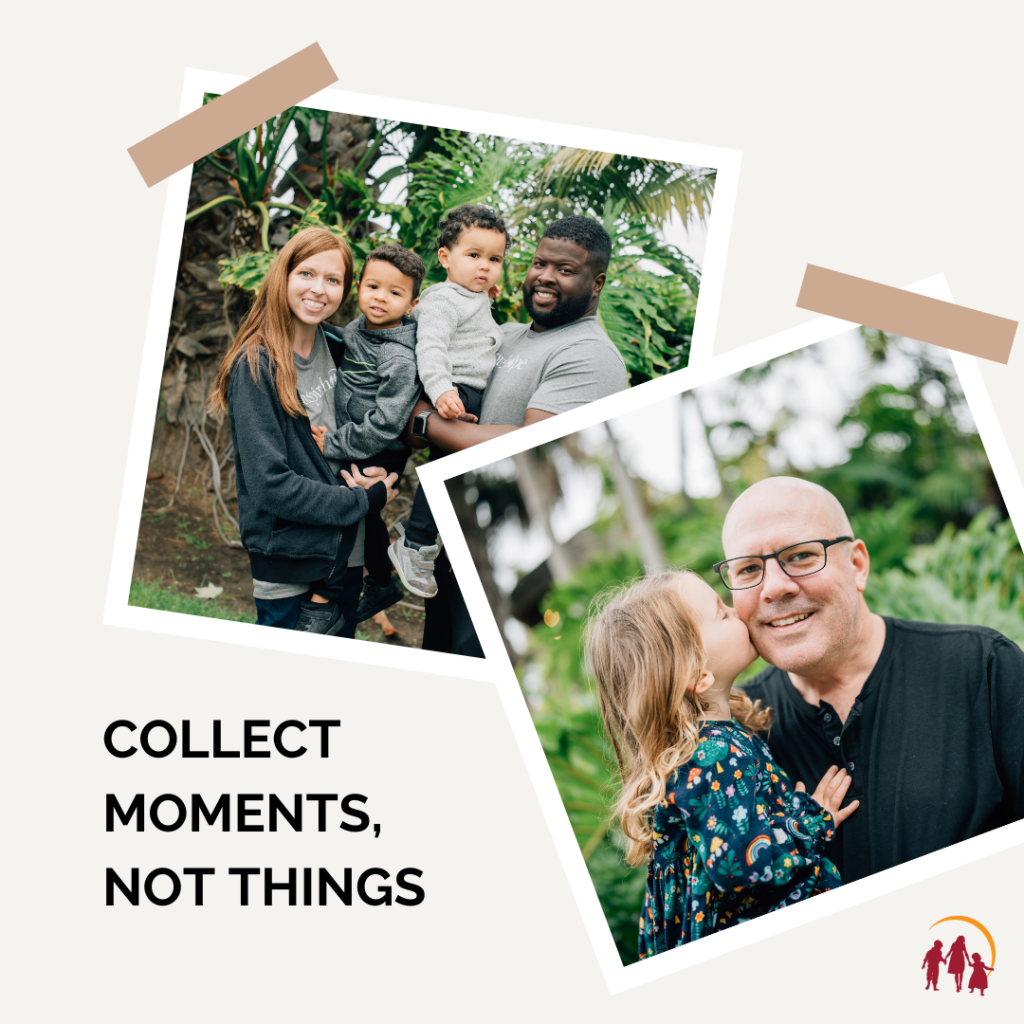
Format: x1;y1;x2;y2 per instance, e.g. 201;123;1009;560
542;147;617;178
540;149;716;229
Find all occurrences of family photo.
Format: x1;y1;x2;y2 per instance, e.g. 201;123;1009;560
130;97;717;650
446;329;1024;964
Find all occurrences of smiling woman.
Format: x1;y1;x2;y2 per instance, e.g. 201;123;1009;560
207;228;400;637
287;249;350;356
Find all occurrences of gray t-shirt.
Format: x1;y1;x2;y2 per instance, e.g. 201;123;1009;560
253;330;363;600
479;316;628;426
295;327;342;477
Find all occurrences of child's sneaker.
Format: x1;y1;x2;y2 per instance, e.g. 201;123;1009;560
293;599;347;635
355;577;404;623
388;537;440;598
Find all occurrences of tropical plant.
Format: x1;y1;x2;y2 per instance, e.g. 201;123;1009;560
865;506;1024;643
533;702;647;965
187;112;711;380
185;97;306;250
217;200;345;292
278;110;410;235
538;148;715;230
594;206;699;378
913;505;1023;609
217;249;276;293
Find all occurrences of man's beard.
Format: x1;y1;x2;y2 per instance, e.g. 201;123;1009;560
524;284;592;328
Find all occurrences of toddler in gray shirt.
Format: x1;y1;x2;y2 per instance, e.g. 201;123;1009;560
306;244;428;627
389;206;508;599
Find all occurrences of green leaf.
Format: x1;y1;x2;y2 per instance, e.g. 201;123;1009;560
218;250;277;293
288;199;347;239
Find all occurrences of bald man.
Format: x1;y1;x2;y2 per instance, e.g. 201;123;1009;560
718;477;1024;883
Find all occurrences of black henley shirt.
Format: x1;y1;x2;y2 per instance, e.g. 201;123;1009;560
743;617;1024;884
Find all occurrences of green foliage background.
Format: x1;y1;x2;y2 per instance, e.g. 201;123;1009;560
190;101;713;383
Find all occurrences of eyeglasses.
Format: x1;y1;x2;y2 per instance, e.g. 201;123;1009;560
713;537;853;591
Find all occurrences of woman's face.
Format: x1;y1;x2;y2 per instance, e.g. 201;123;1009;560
287;250;348;328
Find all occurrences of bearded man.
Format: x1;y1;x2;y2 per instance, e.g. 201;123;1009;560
407;215;628;656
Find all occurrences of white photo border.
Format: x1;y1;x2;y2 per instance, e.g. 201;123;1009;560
416;274;1024;990
104;68;740;680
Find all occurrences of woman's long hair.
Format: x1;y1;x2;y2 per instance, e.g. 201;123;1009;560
209;228;354;418
583;570;772;867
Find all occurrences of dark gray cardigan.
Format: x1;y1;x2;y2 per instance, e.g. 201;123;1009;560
228;347;386;583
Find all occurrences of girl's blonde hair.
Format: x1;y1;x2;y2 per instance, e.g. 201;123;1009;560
209;227;354;419
583;570;772;867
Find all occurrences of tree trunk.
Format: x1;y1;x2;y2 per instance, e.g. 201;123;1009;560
446;474;516;664
603;424;666;574
513;450;573;582
677;392;693;513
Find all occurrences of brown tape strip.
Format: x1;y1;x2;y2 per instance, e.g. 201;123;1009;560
128;43;338;188
796;265;1017;364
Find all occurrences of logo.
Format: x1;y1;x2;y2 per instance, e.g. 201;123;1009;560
494;352;529;371
922;916;995;996
300;371;337;412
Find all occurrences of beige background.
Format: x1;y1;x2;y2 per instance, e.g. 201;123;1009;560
4;2;1022;1019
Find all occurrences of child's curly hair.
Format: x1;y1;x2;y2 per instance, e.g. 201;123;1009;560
361;243;427;298
583;570;772;866
437;205;510;252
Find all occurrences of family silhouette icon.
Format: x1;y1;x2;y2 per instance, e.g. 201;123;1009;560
923;916;997;996
922;935;995;995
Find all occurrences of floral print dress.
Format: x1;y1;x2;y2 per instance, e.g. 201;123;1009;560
639;720;842;960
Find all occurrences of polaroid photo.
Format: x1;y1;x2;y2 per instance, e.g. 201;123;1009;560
104;68;741;676
416;275;1024;989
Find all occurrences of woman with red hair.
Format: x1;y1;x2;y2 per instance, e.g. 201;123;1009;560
209;228;398;636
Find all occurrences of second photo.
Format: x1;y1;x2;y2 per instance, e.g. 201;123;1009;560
421;321;1024;983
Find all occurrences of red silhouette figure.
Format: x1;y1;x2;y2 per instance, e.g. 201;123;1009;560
946;935;969;992
922;940;946;991
968;953;993;996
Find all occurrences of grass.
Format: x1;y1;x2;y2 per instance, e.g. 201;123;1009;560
129;579;256;623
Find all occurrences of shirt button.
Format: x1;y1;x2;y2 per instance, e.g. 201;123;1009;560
823;713;832;722
848;761;855;771
833;736;841;746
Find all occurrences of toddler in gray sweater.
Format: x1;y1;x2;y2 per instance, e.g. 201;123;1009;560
307;244;427;629
389;206;508;599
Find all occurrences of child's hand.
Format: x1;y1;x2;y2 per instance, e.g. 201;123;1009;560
487;283;502;301
795;766;859;826
311;425;327;454
435;390;466;420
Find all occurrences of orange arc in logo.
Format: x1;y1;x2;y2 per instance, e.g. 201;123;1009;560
930;916;995;977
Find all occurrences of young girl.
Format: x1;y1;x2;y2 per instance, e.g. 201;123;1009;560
968;952;993;995
584;570;859;959
209;228;399;636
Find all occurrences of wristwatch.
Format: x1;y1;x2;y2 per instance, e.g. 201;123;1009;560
412;409;435;439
